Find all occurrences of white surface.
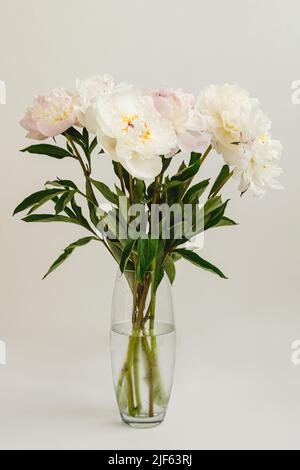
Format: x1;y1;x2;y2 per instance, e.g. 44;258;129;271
1;307;300;450
0;0;300;450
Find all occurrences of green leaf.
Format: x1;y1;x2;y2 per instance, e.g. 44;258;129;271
205;200;230;230
28;193;67;215
56;179;78;190
91;179;119;206
64;127;92;161
174;249;227;279
43;236;98;279
153;240;166;292
66;142;73;154
70;197;92;230
183;179;210;204
115;185;126;198
164;180;183;191
153;264;164;293
113;161;131;193
14;189;64;215
166;158;202;204
55;190;76;214
64;127;85;146
89;137;98;154
82;128;89;146
189;152;201;165
136;238;159;283
63;206;78;219
22;214;81;225
88;201;99;227
133;179;146;204
163;254;176;284
85;180;99;227
106;239;123;264
161;156;172;173
178;160;187;172
204;196;223;216
45;181;64;188
120;238;136;273
209;165;230;197
215;216;238;228
171;160;200;182
21;144;72;159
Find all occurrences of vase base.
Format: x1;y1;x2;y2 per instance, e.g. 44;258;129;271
121;412;165;429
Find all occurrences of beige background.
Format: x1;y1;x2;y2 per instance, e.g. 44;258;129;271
0;0;299;450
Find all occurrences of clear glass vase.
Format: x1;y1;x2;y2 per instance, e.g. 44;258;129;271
110;269;176;428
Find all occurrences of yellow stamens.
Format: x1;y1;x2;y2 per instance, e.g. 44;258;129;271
122;114;138;124
139;123;151;141
260;134;268;144
121;114;138;133
226;122;241;132
53;109;71;122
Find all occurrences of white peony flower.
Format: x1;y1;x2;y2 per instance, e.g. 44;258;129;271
197;83;271;166
93;87;177;180
197;83;282;196
235;138;283;197
74;75;131;132
149;88;211;154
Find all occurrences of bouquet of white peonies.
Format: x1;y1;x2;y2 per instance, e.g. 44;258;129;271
14;75;282;426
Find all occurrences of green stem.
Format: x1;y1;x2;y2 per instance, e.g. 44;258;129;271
136;275;151;329
116;366;126;404
118;163;126;194
133;336;142;414
149;268;156;335
125;335;136;417
129;176;134;205
63;133;121;265
152;176;160;205
65;133;90;176
116;274;161;419
200;144;212;166
64;133;99;208
132;277;138;324
209;171;234;198
148;267;157;417
140;334;155;417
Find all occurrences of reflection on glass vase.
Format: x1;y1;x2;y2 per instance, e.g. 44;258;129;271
110;269;176;428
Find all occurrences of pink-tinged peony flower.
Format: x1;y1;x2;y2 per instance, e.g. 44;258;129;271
20;88;76;140
148;88;211;154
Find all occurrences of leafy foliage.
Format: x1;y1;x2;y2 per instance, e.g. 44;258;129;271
14;189;64;215
90;179;119;205
174;249;227;279
43;237;98;279
21;144;72;159
15;128;237;284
